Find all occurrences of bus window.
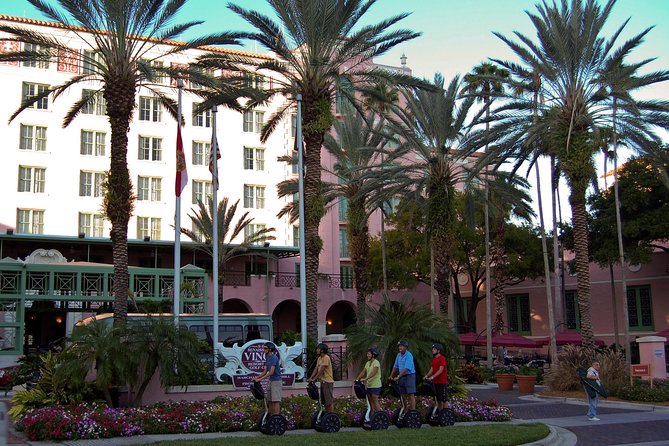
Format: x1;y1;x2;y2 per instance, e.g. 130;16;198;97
220;325;243;347
245;325;270;342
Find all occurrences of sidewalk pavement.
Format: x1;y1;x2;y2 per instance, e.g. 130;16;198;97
7;385;669;445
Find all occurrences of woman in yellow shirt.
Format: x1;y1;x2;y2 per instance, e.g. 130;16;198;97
355;348;382;413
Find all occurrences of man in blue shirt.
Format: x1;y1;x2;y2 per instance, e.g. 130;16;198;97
390;339;416;410
254;342;282;415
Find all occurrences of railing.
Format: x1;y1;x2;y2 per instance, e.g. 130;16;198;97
222;271;249;287
275;273;299;288
327;274;353;289
274;273;353;289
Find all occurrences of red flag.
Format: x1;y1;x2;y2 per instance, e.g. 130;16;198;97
175;124;188;196
209;129;221;190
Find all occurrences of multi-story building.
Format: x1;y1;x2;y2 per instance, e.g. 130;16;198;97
0;14;667;368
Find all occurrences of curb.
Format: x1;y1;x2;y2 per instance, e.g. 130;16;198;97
534;394;669;412
519;425;577;446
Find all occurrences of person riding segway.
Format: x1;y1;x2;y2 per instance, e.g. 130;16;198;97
389;340;422;428
423;343;455;427
307;343;341;433
354;348;389;430
251;342;287;435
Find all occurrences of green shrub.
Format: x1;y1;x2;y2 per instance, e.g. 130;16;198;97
457;363;484;384
544;345;626;392
609;378;669;402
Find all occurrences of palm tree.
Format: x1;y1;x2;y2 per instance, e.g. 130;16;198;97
180;197;275;305
197;0;422;340
0;0;246;324
484;0;669;347
380;74;479;315
462;61;509;365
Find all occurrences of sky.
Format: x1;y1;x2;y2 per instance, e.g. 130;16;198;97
1;0;668;226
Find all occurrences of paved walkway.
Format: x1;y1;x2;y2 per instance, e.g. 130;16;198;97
6;385;669;445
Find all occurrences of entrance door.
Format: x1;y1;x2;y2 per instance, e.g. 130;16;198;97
24;301;67;353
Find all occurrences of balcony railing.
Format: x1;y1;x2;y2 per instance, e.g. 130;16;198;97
273;273;353;289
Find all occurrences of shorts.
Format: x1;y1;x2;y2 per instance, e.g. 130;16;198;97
399;374;416;394
434;383;448;402
267;380;282;402
366;387;381;396
320;381;334;406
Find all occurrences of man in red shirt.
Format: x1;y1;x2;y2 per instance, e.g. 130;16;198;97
424;343;448;411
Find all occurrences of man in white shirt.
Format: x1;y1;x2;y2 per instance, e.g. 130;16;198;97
585;361;601;420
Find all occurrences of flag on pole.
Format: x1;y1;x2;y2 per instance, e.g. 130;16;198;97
209;127;221;190
175;124;188;196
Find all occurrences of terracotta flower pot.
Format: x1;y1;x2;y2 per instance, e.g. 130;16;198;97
495;373;515;391
516;374;536;393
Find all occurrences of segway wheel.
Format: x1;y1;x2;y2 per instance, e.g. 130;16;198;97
437;408;456;427
370;411;390;430
320;412;341;433
265;414;287;436
404;410;422;429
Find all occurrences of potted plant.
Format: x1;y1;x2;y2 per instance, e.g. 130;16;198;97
515;365;538;393
494;366;516;391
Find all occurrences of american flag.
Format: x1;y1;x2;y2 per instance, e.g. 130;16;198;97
209;129;220;190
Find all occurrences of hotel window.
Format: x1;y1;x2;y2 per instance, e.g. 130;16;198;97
23;43;49;69
192;141;211;166
291;113;297;137
627;285;653;331
18;166;46;193
16;209;44;234
243;73;265;90
20;124;47;151
506;293;531;334
244;147;265;170
338;198;348;222
80;130;106;156
82;49;103;74
81;89;106;115
293;225;300;248
243;110;264;133
192;103;212;127
137;176;162;202
139;96;161;122
138;136;162;161
192;180;212;205
22;82;49;109
243;185;265;209
137;216;161;240
244;223;267;245
564;290;581;330
79;171;106;197
340;265;353;289
339;228;349;258
79;212;104;237
141;59;165;84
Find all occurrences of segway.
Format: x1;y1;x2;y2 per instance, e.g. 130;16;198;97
249;380;287;435
389;380;422;428
307;381;341;433
423;379;455;427
354;380;390;430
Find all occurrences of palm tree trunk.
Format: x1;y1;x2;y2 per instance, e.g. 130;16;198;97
303;118;326;342
492;214;506;333
103;81;135;326
551;155;563;328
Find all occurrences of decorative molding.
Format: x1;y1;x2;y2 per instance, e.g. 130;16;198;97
24;249;68;264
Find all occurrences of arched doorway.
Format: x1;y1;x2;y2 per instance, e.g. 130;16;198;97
272;300;300;341
222;298;251;313
325;301;356;335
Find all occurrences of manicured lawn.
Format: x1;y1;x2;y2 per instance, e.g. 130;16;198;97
153;423;550;446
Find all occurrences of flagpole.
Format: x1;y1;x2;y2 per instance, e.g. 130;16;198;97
211;106;220;369
296;94;307;373
173;79;184;326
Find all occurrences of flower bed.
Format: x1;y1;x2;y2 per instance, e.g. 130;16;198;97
16;395;512;441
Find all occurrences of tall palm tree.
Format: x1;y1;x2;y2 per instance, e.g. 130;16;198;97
180;197;275;304
484;0;669;347
0;0;246;324
462;61;509;365
380;74;480;315
198;0;422;340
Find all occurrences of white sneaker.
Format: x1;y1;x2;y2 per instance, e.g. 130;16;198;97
588;417;600;421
